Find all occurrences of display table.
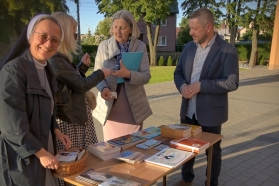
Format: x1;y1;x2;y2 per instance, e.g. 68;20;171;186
53;132;223;186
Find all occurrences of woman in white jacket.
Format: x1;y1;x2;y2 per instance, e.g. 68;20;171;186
93;10;152;141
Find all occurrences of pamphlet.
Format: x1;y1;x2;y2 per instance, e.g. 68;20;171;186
55;149;80;162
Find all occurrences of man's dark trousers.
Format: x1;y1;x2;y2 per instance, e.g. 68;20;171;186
181;115;222;186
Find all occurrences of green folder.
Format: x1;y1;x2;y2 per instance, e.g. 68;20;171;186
117;51;144;83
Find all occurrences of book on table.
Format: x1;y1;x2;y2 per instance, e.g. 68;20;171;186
114;150;148;164
87;141;121;154
76;168;112;185
144;147;193;168
153;144;169;151
170;137;210;153
181;123;202;136
136;139;161;150
160;123;192;139
88;148;121;161
107;134;145;149
87;141;121;160
131;126;161;139
98;176;141;186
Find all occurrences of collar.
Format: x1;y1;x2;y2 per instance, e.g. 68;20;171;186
197;32;217;49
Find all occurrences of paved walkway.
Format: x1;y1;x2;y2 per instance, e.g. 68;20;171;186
92;66;279;186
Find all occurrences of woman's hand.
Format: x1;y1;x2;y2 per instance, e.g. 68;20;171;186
101;87;112;101
110;60;131;79
55;129;71;150
35;148;60;170
81;53;91;66
101;68;111;78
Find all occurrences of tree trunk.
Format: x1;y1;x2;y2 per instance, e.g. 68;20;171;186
145;23;160;66
249;29;258;67
229;25;237;45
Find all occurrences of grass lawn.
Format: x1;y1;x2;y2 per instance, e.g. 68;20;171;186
86;66;176;84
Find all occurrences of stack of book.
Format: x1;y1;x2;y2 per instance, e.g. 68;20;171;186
107;134;145;150
131;126;161;139
181;123;202;136
170;137;210;153
114;150;148;164
144;147;193;168
87;141;121;161
160;124;192;138
76;168;141;186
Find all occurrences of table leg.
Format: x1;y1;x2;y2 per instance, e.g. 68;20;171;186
206;146;213;186
163;175;166;186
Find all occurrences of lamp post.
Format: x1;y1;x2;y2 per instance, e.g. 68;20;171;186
76;0;82;59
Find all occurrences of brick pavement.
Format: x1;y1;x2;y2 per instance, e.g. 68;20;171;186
92;66;279;186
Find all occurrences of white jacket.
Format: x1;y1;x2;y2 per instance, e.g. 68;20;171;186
93;37;152;125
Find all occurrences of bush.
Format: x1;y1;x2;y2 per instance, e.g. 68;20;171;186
176;57;179;65
167;56;173;66
236;45;249;61
81;45;98;54
158;56;164;66
89;56;95;67
235;43;271;65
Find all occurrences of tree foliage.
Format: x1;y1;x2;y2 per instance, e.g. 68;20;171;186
180;0;225;23
177;27;192;45
94;0;177;66
241;0;276;67
0;0;68;43
82;28;96;45
179;17;189;28
177;17;192;45
94;17;112;39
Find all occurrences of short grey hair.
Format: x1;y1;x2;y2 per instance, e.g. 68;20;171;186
190;8;214;26
110;10;140;40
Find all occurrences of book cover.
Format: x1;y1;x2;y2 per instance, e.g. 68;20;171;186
136;139;161;150
117;52;144;83
160;124;192;139
88;141;121;154
76;168;112;184
98;176;141;186
114;150;147;164
131;126;161;139
107;134;145;149
145;147;193;168
170;137;210;153
153;144;169;151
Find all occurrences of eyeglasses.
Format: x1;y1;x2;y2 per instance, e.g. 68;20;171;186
33;31;61;47
74;33;78;40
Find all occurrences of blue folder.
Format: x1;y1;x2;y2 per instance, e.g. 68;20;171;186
117;51;144;83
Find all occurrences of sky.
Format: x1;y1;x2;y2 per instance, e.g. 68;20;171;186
66;0;185;34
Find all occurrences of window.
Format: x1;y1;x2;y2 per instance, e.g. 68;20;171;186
153;19;167;26
157;36;167;46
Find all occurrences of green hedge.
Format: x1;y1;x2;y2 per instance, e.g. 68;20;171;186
79;43;271;66
81;45;98;54
235;43;271;64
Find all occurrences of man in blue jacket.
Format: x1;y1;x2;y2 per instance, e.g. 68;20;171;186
173;8;239;186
